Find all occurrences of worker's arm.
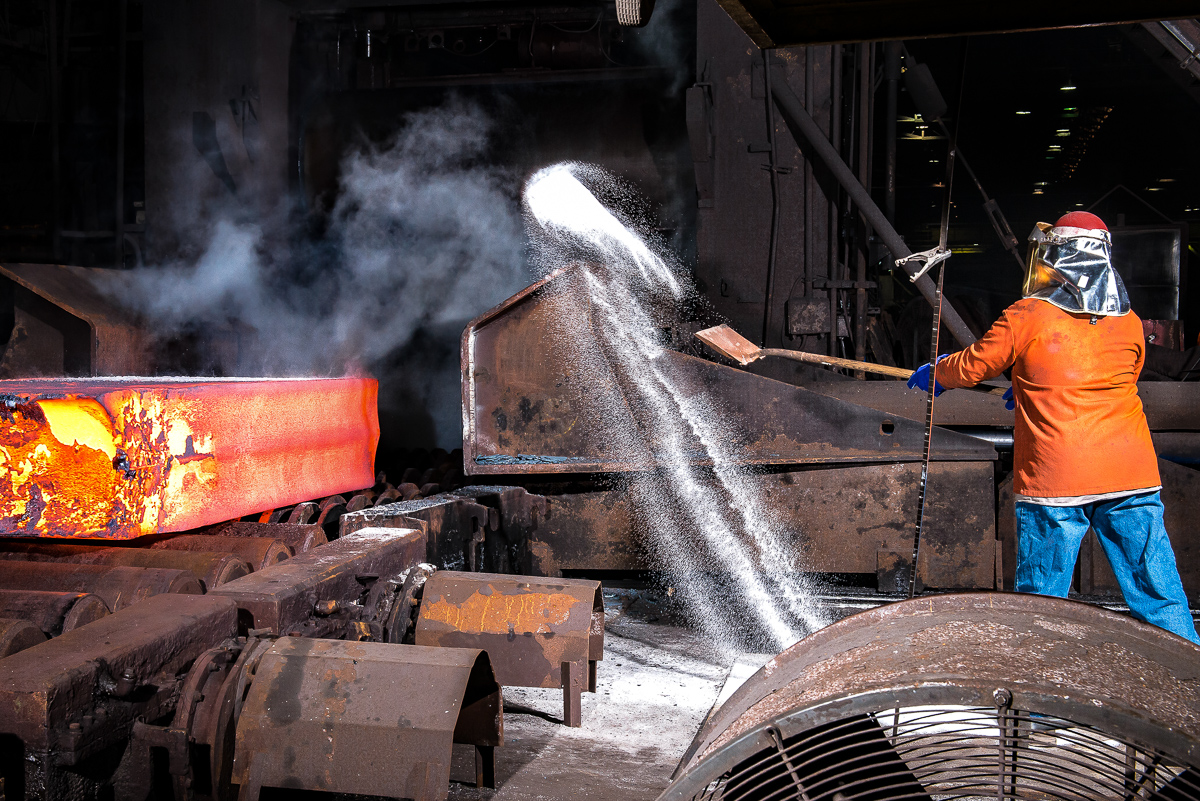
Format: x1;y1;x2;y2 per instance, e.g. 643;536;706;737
934;308;1019;389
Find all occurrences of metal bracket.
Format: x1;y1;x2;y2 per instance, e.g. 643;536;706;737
896;246;951;282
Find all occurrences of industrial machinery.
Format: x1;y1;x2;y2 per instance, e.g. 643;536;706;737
0;376;605;799
662;593;1200;801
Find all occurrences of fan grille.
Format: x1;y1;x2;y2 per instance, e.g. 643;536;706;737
689;707;1200;801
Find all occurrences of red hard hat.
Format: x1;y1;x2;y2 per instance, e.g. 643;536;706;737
1054;211;1107;231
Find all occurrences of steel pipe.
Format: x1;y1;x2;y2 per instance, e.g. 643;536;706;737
770;72;977;348
0;589;110;636
0;618;46;657
0;543;250;591
151;534;291;572
0;561;201;611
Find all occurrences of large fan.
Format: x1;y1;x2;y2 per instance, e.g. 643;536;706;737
663;593;1200;801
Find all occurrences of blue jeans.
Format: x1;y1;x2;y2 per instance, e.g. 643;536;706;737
1015;491;1199;644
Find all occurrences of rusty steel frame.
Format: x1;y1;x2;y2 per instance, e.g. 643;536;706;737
0;376;379;539
667;592;1200;801
208;526;427;638
0;593;239;799
414;571;603;727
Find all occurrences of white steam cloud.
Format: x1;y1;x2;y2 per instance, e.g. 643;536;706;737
112;99;529;446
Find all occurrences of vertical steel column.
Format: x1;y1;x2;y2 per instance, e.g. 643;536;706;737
827;45;842;356
45;0;62;261
884;42;901;224
114;0;128;267
770;73;978;347
760;49;782;348
854;43;871;371
802;46;813;300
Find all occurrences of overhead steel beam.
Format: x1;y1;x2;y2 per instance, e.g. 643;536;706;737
717;0;1200;49
769;73;977;348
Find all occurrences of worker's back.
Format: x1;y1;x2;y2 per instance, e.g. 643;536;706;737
1001;298;1158;497
938;297;1159;497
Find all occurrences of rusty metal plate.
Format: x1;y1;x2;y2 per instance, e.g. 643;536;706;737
461;268;995;475
0;593;237;763
520;462;996;590
0;377;378;539
231;637;502;800
415;571;603;689
208;526;426;635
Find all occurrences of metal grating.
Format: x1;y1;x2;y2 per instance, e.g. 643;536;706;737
688;707;1200;801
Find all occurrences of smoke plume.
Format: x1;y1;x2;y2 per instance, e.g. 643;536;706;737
113;98;529;446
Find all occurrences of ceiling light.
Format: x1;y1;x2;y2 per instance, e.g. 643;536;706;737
1061;84;1076;91
1035;181;1049;186
1016;110;1032;115
1048;145;1062;152
1055;129;1070;137
1033;189;1044;195
1147;187;1162;192
1159;178;1176;183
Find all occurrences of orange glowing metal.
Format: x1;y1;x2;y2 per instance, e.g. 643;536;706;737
0;377;379;539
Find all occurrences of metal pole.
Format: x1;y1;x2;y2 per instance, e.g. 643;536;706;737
802;47;813;299
45;0;61;261
827;45;842;356
854;43;871;371
771;71;978;348
884;42;901;224
114;0;128;267
761;49;782;348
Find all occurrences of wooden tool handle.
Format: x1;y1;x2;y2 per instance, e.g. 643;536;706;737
758;348;1008;396
758;348;914;379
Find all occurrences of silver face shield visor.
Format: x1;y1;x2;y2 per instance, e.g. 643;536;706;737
1023;222;1130;316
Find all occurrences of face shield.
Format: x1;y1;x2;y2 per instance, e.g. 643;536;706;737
1023;222;1130;316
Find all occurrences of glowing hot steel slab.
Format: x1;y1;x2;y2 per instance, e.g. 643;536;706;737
0;377;378;539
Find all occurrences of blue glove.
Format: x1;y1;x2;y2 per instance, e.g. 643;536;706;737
1003;386;1015;411
907;355;947;397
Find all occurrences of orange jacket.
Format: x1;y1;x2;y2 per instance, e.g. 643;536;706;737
935;298;1159;497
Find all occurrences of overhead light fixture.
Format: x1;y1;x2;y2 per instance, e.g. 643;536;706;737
1033;189;1045;195
1056;129;1070;137
1035;181;1049;186
1147;187;1163;192
1016;110;1032;115
1061;83;1076;91
1048;145;1062;152
1159;178;1176;183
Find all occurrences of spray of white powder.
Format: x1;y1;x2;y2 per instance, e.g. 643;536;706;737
524;163;827;653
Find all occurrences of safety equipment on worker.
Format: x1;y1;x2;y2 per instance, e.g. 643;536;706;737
908;355;948;396
1023;211;1130;317
1003;386;1015;411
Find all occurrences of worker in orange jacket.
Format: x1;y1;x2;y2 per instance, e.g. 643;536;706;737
908;211;1198;643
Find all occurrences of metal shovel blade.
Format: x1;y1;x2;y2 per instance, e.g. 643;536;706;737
695;325;762;365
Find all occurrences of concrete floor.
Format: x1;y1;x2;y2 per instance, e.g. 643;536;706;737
446;589;755;801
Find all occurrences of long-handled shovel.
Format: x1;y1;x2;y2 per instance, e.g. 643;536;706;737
695;324;1007;396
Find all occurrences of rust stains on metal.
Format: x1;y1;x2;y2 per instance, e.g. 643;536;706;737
231;637;502;801
415;571;603;726
0;377;379;539
461;268;994;475
420;589;575;634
